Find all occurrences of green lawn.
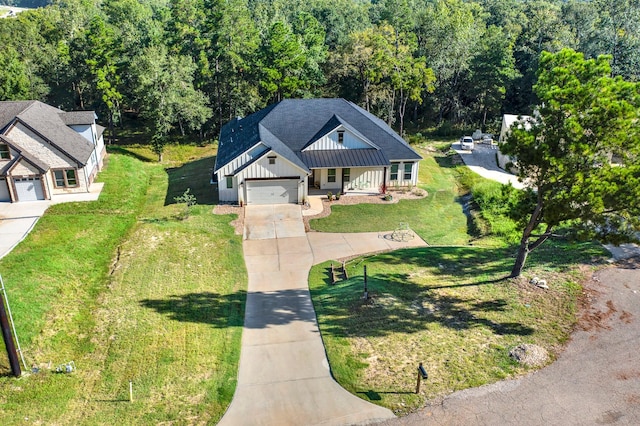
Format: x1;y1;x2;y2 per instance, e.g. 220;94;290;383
310;147;478;245
0;147;245;424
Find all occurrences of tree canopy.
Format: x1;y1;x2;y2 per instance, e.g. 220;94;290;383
501;48;640;277
1;0;640;143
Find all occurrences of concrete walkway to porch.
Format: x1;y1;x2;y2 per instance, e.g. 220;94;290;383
218;204;426;425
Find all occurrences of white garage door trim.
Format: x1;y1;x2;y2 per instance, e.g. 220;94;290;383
14;177;45;202
0;178;10;202
246;179;299;205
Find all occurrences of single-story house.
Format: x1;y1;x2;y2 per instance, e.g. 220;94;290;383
0;100;106;202
213;98;422;205
497;113;532;173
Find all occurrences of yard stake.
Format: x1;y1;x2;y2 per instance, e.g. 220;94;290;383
0;275;21;377
129;380;133;402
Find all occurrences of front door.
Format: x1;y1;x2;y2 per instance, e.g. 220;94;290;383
342;168;350;192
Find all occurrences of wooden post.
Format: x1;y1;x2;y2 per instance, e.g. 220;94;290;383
342;261;348;280
363;265;368;299
416;369;421;394
129;380;133;402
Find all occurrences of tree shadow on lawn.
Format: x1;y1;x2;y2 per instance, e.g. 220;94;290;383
140;288;320;329
314;275;534;339
164;156;217;206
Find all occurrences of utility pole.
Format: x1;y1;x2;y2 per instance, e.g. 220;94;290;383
0;289;21;377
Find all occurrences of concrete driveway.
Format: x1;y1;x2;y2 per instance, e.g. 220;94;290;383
0;201;50;259
220;204;427;425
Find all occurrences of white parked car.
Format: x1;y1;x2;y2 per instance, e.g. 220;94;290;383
460;136;474;150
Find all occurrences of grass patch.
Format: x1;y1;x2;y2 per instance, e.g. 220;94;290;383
0;148;244;424
309;245;596;415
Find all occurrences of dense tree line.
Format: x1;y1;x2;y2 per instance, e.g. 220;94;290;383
1;0;639;143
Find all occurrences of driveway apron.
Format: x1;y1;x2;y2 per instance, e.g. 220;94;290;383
219;205;405;426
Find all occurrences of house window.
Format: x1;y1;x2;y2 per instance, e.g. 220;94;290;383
390;163;399;181
53;169;78;188
226;176;233;189
327;168;336;183
404;163;413;180
268;156;276;165
0;144;9;160
342;168;350;182
338;131;344;144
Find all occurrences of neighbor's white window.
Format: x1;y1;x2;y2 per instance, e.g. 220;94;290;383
53;169;78;188
226;176;233;188
338;131;344;144
0;144;9;159
327;168;336;183
404;163;413;180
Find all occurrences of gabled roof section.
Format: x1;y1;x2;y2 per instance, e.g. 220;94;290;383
0;136;49;173
214;103;278;173
303;114;379;151
0;100;97;165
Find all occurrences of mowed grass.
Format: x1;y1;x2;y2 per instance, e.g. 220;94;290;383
0;147;245;424
308;142;608;414
309;147;469;245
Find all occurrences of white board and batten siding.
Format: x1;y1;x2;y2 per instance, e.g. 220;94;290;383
318;167;384;192
389;161;419;187
218;151;307;203
304;129;374;151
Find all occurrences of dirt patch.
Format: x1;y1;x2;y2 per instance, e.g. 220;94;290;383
213;204;244;235
509;344;549;367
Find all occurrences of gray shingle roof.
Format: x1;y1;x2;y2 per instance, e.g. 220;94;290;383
59;111;97;125
0;101;96;165
214;98;422;173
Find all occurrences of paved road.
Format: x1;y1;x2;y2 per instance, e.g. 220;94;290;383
218;205;426;426
377;263;640;426
454;142;525;189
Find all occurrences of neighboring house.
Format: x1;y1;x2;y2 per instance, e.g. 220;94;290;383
497;113;532;173
0;101;106;202
213;98;422;205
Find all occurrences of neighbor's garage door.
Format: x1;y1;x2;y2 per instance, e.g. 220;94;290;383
0;178;9;202
14;177;45;201
246;179;298;204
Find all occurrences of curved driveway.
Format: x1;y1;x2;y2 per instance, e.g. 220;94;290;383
219;204;426;426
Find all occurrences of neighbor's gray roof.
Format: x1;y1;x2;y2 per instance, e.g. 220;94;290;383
214;98;421;173
0;100;96;165
59;111;97;125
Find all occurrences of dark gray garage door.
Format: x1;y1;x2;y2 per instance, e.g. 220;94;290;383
0;178;9;202
14;177;45;201
246;179;298;204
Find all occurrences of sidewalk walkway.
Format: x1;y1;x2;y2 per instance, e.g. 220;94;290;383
218;205;427;425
